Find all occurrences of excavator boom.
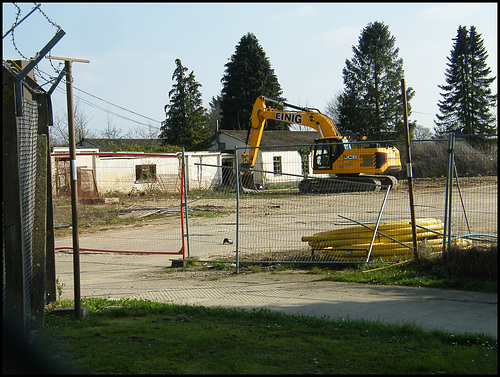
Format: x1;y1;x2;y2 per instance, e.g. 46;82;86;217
242;96;343;167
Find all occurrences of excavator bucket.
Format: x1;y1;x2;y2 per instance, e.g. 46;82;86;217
239;170;258;192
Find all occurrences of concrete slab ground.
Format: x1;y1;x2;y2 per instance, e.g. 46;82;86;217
54;250;497;339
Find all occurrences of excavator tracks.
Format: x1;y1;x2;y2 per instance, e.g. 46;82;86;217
297;175;397;194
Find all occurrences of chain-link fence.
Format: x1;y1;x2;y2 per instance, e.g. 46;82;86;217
3;64;45;337
18;98;38;330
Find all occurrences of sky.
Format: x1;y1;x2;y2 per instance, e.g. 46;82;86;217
2;2;497;138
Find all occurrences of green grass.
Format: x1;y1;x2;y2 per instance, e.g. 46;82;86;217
181;250;497;292
30;244;497;374
36;298;497;374
316;260;497;292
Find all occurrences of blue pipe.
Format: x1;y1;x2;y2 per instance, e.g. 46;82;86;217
451;234;497;241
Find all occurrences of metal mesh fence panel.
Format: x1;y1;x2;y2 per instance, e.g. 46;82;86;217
49;137;496;265
18;98;39;331
236;177;395;264
52;152;185;255
402;138;497;241
186;144;417;265
186;138;497;265
448;138;497;240
182;164;238;261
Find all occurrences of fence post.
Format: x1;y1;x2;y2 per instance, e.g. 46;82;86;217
235;147;240;274
401;79;418;260
42;97;57;305
182;149;190;258
443;133;455;260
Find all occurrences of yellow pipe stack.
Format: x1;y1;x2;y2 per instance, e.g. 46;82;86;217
301;218;469;261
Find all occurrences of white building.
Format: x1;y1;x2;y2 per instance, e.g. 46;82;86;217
211;130;321;187
51;147;225;197
50;131;326;197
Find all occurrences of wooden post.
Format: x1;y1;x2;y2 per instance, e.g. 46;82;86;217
46;56;89;318
401;79;418;260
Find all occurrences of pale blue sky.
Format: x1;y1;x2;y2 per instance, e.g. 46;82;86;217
3;2;497;137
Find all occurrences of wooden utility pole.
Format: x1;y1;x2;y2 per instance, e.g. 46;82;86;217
46;56;90;318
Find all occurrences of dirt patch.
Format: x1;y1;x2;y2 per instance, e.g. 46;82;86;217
136;263;310;282
54;176;497;263
137;268;237;281
396;176;497;190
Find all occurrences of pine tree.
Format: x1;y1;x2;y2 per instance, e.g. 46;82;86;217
160;59;210;149
220;32;285;130
338;21;416;140
207;95;222;132
435;26;497;138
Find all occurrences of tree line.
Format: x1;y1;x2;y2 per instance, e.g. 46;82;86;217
161;22;497;150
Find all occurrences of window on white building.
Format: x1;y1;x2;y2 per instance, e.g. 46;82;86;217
135;164;156;183
273;156;282;175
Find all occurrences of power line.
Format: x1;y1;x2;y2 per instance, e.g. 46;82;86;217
34;67;162;128
413;111;435;116
72;86;162;123
52;86;161;129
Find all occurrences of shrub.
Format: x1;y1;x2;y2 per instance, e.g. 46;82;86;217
395;139;497;179
446;244;497;281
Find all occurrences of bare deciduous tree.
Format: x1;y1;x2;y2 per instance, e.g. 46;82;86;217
412;125;434;140
126;123;161;139
100;112;123;139
50;98;96;146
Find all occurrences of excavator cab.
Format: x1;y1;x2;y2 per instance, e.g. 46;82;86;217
313;138;351;171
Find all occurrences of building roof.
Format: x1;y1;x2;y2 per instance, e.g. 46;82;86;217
219;130;321;148
77;138;164;152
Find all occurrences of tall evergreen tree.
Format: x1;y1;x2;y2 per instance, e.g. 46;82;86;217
434;26;497;137
337;21;415;140
207;94;222;131
220;32;286;130
160;59;210;149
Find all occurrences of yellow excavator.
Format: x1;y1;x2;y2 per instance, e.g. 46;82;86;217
240;96;402;193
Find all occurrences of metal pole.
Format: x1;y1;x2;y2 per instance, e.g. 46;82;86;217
401;79;419;260
365;185;392;262
179;152;186;259
447;136;455;254
3;3;41;39
453;161;471;233
182;149;190;258
235;147;240;274
443;133;455;259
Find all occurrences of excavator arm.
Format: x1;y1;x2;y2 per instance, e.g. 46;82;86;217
241;96;343;168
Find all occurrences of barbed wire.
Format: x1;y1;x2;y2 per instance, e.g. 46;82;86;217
32;2;64;75
10;3;28;59
7;3;64;79
34;2;61;30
